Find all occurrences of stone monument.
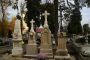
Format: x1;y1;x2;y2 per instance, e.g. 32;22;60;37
22;13;29;34
12;17;23;56
55;32;70;60
40;10;52;56
26;19;37;56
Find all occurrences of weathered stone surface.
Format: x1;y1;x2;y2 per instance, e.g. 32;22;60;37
40;28;52;56
26;19;37;56
55;54;70;60
56;32;68;56
26;44;37;55
40;10;52;56
55;32;70;60
12;19;23;56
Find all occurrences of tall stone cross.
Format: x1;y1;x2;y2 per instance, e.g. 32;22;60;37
42;10;50;27
30;19;35;32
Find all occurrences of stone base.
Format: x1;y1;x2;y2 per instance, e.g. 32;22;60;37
56;49;68;56
26;44;37;55
12;47;23;56
24;54;37;58
23;55;53;60
55;54;70;60
40;44;53;56
40;49;53;56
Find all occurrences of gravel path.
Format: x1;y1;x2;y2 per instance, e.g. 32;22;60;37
0;53;76;60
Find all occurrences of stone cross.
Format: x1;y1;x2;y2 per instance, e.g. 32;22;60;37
26;19;37;55
30;19;35;32
42;10;50;27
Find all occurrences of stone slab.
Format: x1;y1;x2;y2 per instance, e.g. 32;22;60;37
55;54;70;60
12;48;23;56
23;54;54;59
24;55;37;58
57;32;69;56
40;44;53;55
57;38;67;50
56;49;68;56
40;45;52;49
26;44;37;55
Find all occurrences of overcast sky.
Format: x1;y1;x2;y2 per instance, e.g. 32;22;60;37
81;7;90;26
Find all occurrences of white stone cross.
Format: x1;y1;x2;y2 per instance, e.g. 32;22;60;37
42;10;50;27
30;19;35;32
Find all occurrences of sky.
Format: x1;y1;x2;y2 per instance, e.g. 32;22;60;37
81;7;90;26
66;0;90;26
6;6;18;22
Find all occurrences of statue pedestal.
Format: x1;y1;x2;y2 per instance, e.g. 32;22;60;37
12;48;23;56
12;19;23;56
12;39;23;56
56;49;68;56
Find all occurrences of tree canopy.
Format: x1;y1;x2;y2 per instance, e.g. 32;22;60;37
67;8;82;34
26;0;58;34
85;0;90;7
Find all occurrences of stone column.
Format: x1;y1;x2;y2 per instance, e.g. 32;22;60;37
12;18;23;56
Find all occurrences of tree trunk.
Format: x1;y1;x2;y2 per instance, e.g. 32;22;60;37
54;0;58;45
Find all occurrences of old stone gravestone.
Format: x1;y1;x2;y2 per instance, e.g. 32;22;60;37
26;19;37;56
12;17;23;56
55;32;70;60
40;10;53;56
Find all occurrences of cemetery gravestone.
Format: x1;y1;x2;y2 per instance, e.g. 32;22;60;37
12;17;23;56
40;10;53;56
55;32;70;60
26;19;37;56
